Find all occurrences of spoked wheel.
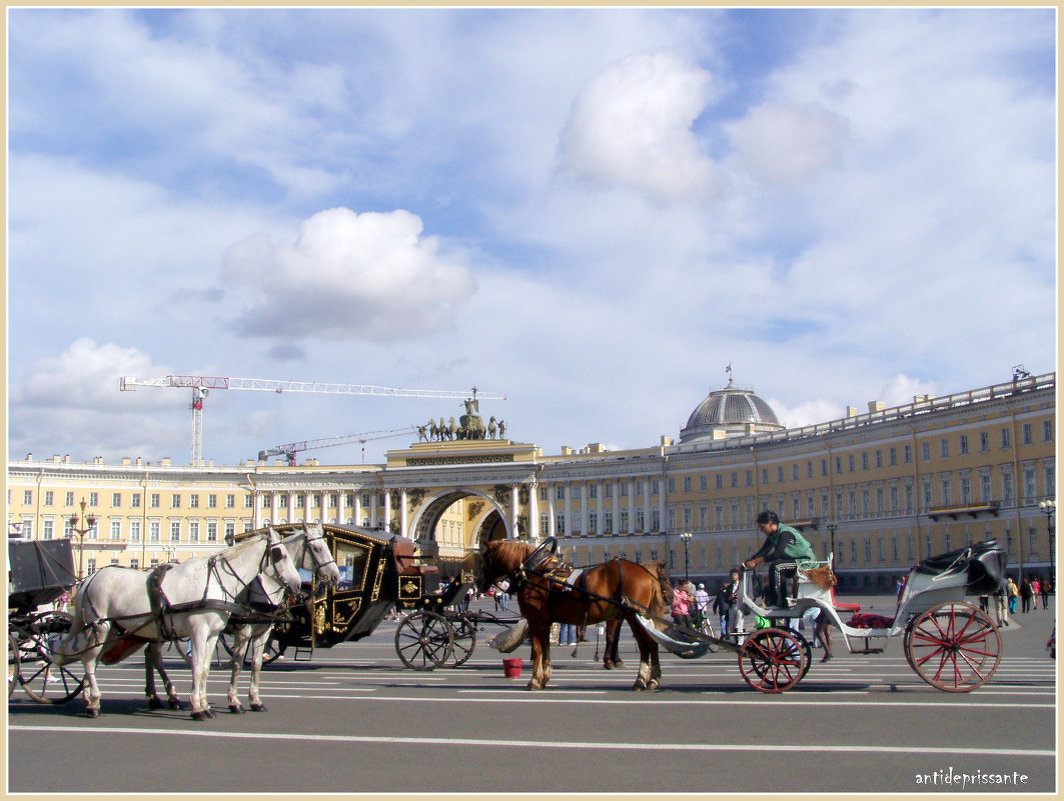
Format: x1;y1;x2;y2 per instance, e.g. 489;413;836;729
18;611;85;704
904;601;1001;692
738;627;808;693
261;628;289;665
395;611;453;671
8;632;21;698
794;630;813;681
696;616;719;653
448;616;478;667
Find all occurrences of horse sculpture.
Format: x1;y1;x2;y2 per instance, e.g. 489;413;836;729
478;538;671;691
54;528;303;719
142;523;342;714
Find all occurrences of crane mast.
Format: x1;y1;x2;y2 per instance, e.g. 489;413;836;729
120;375;505;464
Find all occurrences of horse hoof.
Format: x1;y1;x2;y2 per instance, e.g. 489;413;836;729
250;703;267;712
613;660;626;668
168;699;181;710
191;710;209;721
229;704;244;714
148;697;163;710
647;680;660;691
603;662;614;670
86;708;100;719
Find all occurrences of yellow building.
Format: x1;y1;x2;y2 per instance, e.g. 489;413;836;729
7;371;1055;591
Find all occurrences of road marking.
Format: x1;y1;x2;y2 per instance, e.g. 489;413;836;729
9;725;1053;758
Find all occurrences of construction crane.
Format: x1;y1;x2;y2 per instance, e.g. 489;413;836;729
258;426;418;466
119;376;505;464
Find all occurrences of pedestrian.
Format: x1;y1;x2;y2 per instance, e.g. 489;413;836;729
994;579;1010;627
1007;576;1019;614
713;569;740;641
813;607;833;662
1030;577;1041;610
558;622;576;646
693;583;710;630
978;593;989;613
493;578;510;611
671;578;692;629
895;575;905;599
1020;577;1034;613
1040;577;1051;610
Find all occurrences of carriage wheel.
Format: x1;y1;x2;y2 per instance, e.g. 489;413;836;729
19;611;85;704
8;632;21;698
904;601;1001;692
448;616;478;667
697;616;719;653
738;627;807;693
395;611;453;671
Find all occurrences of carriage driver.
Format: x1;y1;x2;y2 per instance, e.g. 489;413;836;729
743;511;817;609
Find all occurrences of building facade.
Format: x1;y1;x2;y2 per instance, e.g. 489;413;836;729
7;371;1056;592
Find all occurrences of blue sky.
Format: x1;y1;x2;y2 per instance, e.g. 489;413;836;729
7;7;1057;467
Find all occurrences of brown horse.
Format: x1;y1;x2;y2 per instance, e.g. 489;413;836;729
478;539;672;691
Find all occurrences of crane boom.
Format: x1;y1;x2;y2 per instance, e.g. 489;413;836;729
119;375;505;464
258;426;418;465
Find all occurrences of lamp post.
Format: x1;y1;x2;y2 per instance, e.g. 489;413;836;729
68;498;97;580
1039;499;1055;582
827;523;838;570
163;544;178;564
680;532;692;583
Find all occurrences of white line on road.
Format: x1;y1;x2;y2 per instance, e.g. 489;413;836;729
9;725;1053;758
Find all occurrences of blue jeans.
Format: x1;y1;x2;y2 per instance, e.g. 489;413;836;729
558;623;576;645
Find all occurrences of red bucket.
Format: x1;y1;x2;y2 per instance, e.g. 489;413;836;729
502;658;523;678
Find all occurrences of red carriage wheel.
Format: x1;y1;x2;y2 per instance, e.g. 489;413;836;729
904;601;1001;692
738;627;808;693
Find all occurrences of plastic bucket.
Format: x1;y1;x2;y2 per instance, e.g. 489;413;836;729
502;658;523;678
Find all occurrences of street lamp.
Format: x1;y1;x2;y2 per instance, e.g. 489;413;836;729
827;522;838;570
1039;499;1055;582
680;532;692;582
68;498;97;580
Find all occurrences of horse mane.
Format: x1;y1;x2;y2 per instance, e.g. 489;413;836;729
485;539;535;572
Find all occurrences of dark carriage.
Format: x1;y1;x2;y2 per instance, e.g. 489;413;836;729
8;539;86;703
230;522;515;671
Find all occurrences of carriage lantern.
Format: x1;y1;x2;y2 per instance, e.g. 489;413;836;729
69;498;97;580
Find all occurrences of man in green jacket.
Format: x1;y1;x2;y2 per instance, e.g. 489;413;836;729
743;511;817;608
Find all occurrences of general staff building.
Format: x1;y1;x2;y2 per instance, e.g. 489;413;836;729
7;371;1056;593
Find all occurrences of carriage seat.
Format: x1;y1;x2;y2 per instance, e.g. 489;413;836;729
915;538;1000;576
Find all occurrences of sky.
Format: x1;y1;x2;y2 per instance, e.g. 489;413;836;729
6;7;1057;468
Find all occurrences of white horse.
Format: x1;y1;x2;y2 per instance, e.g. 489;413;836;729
55;528;302;720
143;523;341;714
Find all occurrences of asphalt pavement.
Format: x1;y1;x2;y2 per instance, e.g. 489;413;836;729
7;595;1057;795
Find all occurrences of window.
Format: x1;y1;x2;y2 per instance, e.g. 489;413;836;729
940;439;949;458
189;522;200;542
588;512;598;535
776;467;784;483
89;492;99;507
980;431;990;452
131;493;141;509
208;494;218;508
293;495;301;508
150;493;160;508
875;450;883;468
44;491;54;506
889;447;897;466
1001;427;1011;449
312;494;321;508
189;494;199;509
959;435;968;455
960;476;971;504
940;478;952;506
861;452;869;470
23;490;32;505
130;558;139;570
848;455;855;472
698;476;706;492
636;509;645;530
149;522;160;542
171;494;181;509
111;520;121;540
903;445;912;464
1043;420;1054;442
65;491;75;506
208;522;219;542
715;474;723;489
1022;423;1032;446
921;443;930;461
170;522;181;541
792;464;799;480
243;495;252;509
731;472;738;488
1002;472;1014;504
329;493;338;508
555;513;566;535
604;483;613;499
130;520;141;542
807;461;814;479
682;477;691;493
980;473;993;502
42;520;53;540
555;485;565;501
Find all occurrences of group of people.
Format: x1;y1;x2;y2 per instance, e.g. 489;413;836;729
980;574;1053;627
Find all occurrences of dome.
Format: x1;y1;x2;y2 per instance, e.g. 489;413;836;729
679;380;783;443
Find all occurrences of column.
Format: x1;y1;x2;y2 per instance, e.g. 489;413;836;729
565;482;572;538
547;482;556;538
384;489;392;534
353;491;362;526
612;482;619;536
399;489;408;538
510;484;519;539
596;482;604;536
627;480;635;534
529;481;540;541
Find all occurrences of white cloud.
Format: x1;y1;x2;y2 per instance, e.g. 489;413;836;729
222;207;477;342
728;101;847;187
557;51;722;201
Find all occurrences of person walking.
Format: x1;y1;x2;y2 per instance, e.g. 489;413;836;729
813;607;833;662
1007;576;1020;614
713;569;741;641
1040;577;1051;610
993;579;1010;627
1020;577;1034;613
671;579;692;629
1030;577;1041;610
693;583;711;630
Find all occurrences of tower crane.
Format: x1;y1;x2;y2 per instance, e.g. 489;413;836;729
119;375;505;464
258;426;418;466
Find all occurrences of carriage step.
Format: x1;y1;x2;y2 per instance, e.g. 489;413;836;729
293;647;314;661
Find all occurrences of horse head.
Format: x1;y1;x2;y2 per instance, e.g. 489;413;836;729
655;561;675;607
298;523;341;587
264;528;304;598
476;539;534;593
